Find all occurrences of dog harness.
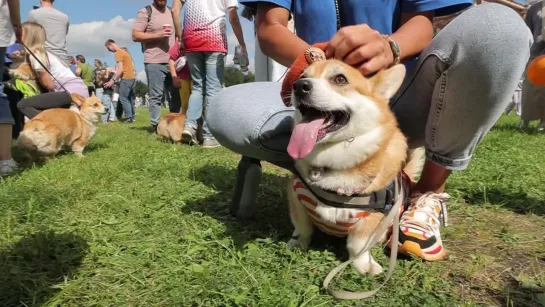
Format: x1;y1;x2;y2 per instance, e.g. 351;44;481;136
293;171;411;237
292;166;412;300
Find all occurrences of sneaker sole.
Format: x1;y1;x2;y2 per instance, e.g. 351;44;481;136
391;240;447;261
202;143;221;149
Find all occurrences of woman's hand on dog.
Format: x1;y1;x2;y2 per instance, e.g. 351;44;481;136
325;25;394;76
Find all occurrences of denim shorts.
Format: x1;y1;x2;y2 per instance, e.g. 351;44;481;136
0;47;14;125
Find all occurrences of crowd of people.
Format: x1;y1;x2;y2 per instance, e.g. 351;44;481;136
0;0;249;177
0;0;542;274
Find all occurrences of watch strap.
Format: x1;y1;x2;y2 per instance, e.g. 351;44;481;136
382;35;401;66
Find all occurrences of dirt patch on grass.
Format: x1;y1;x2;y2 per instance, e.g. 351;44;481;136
443;202;545;306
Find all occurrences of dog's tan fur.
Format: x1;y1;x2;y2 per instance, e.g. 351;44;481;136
17;93;105;161
157;113;186;144
287;60;424;275
4;51;41;93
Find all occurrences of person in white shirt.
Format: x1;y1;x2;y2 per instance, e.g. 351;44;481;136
0;0;21;177
172;0;247;148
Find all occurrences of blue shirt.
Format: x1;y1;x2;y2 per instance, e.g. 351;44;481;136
240;0;472;45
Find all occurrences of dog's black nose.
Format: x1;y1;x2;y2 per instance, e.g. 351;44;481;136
293;79;313;97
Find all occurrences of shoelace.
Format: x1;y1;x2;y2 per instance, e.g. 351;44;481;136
400;192;450;235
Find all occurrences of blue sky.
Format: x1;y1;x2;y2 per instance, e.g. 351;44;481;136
20;0;256;79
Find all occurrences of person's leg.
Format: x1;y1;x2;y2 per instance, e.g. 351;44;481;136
164;68;181;113
202;52;226;147
183;52;205;144
388;3;532;260
17;91;73;119
118;80;135;122
0;46;17;176
96;87;108;123
145;64;166;128
208;82;295;217
102;93;114;123
130;83;136;119
208;82;295;169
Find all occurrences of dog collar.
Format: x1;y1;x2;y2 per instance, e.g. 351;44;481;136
293;165;409;211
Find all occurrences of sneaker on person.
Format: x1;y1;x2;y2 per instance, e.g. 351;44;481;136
123;118;134;124
389;192;450;261
519;120;529;130
537;120;545;132
182;125;199;145
0;159;19;177
202;137;221;149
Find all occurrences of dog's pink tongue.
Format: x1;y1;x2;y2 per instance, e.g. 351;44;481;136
287;118;326;160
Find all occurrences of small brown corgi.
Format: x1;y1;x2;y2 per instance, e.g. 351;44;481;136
17;93;106;160
157;112;186;144
5;50;41;95
286;59;424;276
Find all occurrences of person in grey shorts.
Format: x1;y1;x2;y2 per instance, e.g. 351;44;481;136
207;1;532;260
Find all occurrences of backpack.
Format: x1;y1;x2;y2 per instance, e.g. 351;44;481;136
141;5;172;53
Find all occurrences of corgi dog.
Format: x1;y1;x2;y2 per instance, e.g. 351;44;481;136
18;93;106;161
4;50;41;97
157;112;186;144
286;60;424;275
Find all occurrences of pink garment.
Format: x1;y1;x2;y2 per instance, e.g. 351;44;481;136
133;5;175;64
168;41;190;80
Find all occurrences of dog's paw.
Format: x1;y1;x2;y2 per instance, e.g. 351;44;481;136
336;187;361;196
74;152;85;158
287;238;310;251
353;258;383;275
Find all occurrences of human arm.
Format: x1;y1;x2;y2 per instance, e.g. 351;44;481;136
37;71;55;91
29;55;56;91
172;0;184;43
7;0;20;26
104;60;124;88
75;66;82;77
325;11;434;75
7;0;21;40
255;2;309;67
132;10;169;43
227;5;247;52
169;59;181;88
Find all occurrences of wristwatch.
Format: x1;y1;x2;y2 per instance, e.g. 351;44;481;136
382;35;401;66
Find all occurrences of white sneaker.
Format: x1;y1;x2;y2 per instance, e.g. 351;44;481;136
537;120;545;132
182;125;199;145
0;159;19;177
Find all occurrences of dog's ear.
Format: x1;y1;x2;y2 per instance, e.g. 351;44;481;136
71;93;87;106
370;64;406;100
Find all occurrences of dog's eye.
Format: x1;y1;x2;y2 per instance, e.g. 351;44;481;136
332;74;348;85
93;103;98;107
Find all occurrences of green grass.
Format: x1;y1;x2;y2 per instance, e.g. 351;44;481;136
1;110;544;306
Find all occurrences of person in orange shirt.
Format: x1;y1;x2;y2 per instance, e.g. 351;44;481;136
104;39;136;123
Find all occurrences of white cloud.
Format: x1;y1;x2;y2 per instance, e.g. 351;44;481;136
136;70;147;84
66;16;136;58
